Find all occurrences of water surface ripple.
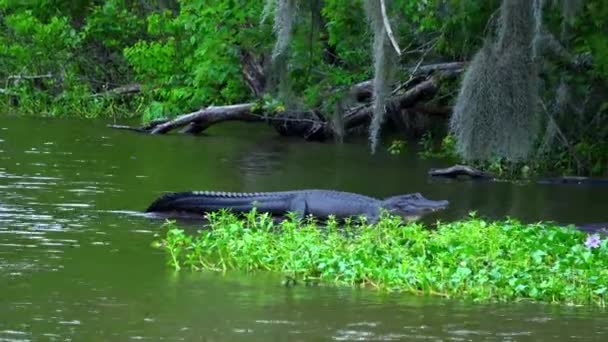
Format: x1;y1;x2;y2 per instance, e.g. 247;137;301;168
0;117;606;340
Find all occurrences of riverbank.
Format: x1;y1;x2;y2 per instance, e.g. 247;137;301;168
155;211;607;307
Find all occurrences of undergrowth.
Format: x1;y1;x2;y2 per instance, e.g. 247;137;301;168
153;210;608;307
414;133;608;178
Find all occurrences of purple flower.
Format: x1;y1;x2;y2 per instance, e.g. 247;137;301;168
585;234;602;249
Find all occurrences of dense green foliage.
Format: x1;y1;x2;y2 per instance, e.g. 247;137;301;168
0;0;606;175
0;0;146;117
0;0;523;118
155;210;607;306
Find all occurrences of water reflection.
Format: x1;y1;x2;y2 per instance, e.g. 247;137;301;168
237;137;288;177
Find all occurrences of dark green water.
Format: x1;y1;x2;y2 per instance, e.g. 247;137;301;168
1;116;606;341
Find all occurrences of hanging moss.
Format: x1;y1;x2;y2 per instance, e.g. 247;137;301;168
261;0;277;24
261;0;301;105
450;0;542;162
364;0;399;154
271;0;299;60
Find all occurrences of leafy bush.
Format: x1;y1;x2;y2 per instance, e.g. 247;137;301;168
0;0;146;117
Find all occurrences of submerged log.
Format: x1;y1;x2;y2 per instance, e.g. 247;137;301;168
106;124;150;133
537;176;608;185
429;165;494;179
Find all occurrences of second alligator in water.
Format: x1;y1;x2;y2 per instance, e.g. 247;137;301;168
145;189;449;223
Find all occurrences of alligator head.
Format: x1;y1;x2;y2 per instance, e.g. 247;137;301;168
381;193;449;221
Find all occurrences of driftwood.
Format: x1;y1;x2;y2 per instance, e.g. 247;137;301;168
429;165;494;179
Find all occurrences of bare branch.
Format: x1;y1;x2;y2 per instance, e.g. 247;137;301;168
380;0;402;56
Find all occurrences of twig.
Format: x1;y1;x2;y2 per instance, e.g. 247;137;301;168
391;40;438;96
7;73;53;81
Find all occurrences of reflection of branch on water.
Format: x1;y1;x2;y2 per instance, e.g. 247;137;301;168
239;149;285;177
237;138;289;194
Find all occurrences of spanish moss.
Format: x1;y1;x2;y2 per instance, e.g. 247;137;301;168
364;0;400;154
271;0;299;60
450;0;541;162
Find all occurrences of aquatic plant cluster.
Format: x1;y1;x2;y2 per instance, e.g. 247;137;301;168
155;210;607;306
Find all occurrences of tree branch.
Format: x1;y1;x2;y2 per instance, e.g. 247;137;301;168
380;0;401;56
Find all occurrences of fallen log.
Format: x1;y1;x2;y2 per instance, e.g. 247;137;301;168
343;70;453;130
150;103;259;134
351;61;465;100
108;63;463;140
108;104;332;140
429;165;494;179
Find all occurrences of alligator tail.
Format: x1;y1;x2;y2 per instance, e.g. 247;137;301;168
145;191;266;214
145;191;198;212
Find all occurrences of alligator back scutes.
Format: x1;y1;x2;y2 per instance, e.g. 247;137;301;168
190;191;285;198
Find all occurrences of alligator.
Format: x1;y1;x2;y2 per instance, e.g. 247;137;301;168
145;189;449;223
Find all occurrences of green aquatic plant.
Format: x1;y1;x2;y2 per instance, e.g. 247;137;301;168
154;210;608;307
387;139;405;155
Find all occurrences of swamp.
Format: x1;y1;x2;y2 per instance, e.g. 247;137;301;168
1;0;607;340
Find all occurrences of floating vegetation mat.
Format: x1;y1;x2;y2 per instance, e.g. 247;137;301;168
154;210;607;306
